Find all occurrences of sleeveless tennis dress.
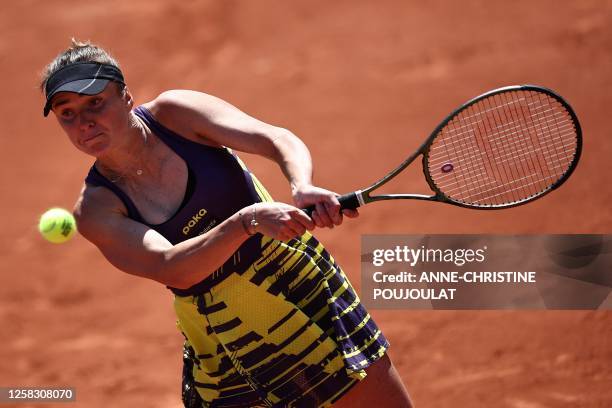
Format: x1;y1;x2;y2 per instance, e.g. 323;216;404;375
85;106;389;407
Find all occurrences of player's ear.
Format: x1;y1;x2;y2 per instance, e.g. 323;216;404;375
120;85;134;108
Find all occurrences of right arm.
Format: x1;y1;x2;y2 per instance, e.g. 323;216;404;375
74;186;314;289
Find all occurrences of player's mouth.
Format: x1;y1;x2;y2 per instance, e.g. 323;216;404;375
81;132;103;145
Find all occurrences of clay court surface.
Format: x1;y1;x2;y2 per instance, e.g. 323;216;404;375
1;1;611;407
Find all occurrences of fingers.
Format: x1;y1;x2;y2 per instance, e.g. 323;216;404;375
342;208;359;218
292;209;315;231
278;209;314;240
291;185;354;228
253;200;357;241
255;203;316;241
311;206;358;227
310;210;322;229
280;220;306;241
313;202;333;228
312;197;343;228
327;196;342;225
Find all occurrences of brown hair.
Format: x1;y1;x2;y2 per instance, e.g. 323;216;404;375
40;38;123;93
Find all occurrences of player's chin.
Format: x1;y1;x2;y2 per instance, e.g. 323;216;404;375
78;139;110;157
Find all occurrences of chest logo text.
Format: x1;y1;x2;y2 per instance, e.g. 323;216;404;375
182;208;208;235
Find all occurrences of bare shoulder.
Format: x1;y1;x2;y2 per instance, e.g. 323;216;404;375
139;90;281;154
147;89;225;112
73;183;128;243
141;90;225;147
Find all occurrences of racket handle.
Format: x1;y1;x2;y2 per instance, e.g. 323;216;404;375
302;192;361;217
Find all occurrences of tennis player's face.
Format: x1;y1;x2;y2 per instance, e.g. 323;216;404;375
51;83;132;156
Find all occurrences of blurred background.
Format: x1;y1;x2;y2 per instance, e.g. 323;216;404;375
1;1;610;407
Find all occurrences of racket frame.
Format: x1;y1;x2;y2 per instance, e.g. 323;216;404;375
342;85;582;210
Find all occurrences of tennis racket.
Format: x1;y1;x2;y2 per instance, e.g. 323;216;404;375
306;85;581;213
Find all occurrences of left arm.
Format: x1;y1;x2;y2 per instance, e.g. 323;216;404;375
146;90;357;227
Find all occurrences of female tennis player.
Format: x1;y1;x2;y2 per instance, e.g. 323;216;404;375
40;40;413;408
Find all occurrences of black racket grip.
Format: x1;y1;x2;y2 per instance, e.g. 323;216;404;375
302;192;361;217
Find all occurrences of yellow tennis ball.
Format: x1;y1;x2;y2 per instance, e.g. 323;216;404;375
38;208;77;244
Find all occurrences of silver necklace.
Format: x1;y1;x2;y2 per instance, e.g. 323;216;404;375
105;167;144;183
105;118;149;183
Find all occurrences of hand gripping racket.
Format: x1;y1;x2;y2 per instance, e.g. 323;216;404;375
307;85;581;213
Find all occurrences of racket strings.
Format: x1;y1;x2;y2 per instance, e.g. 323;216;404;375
457;93;572;203
426;90;579;207
429;120;575;168
456;93;572;203
429;108;572;154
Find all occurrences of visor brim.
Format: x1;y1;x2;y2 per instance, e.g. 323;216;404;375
43;79;110;117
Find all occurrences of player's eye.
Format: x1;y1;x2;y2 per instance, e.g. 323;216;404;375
90;97;103;108
61;110;74;120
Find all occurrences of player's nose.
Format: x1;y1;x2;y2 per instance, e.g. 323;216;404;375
78;112;96;130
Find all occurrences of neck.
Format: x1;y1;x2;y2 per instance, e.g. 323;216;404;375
96;112;154;183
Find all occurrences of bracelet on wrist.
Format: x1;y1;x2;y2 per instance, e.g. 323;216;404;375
239;208;259;236
249;207;259;234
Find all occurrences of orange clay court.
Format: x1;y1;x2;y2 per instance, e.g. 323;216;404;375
0;1;610;407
